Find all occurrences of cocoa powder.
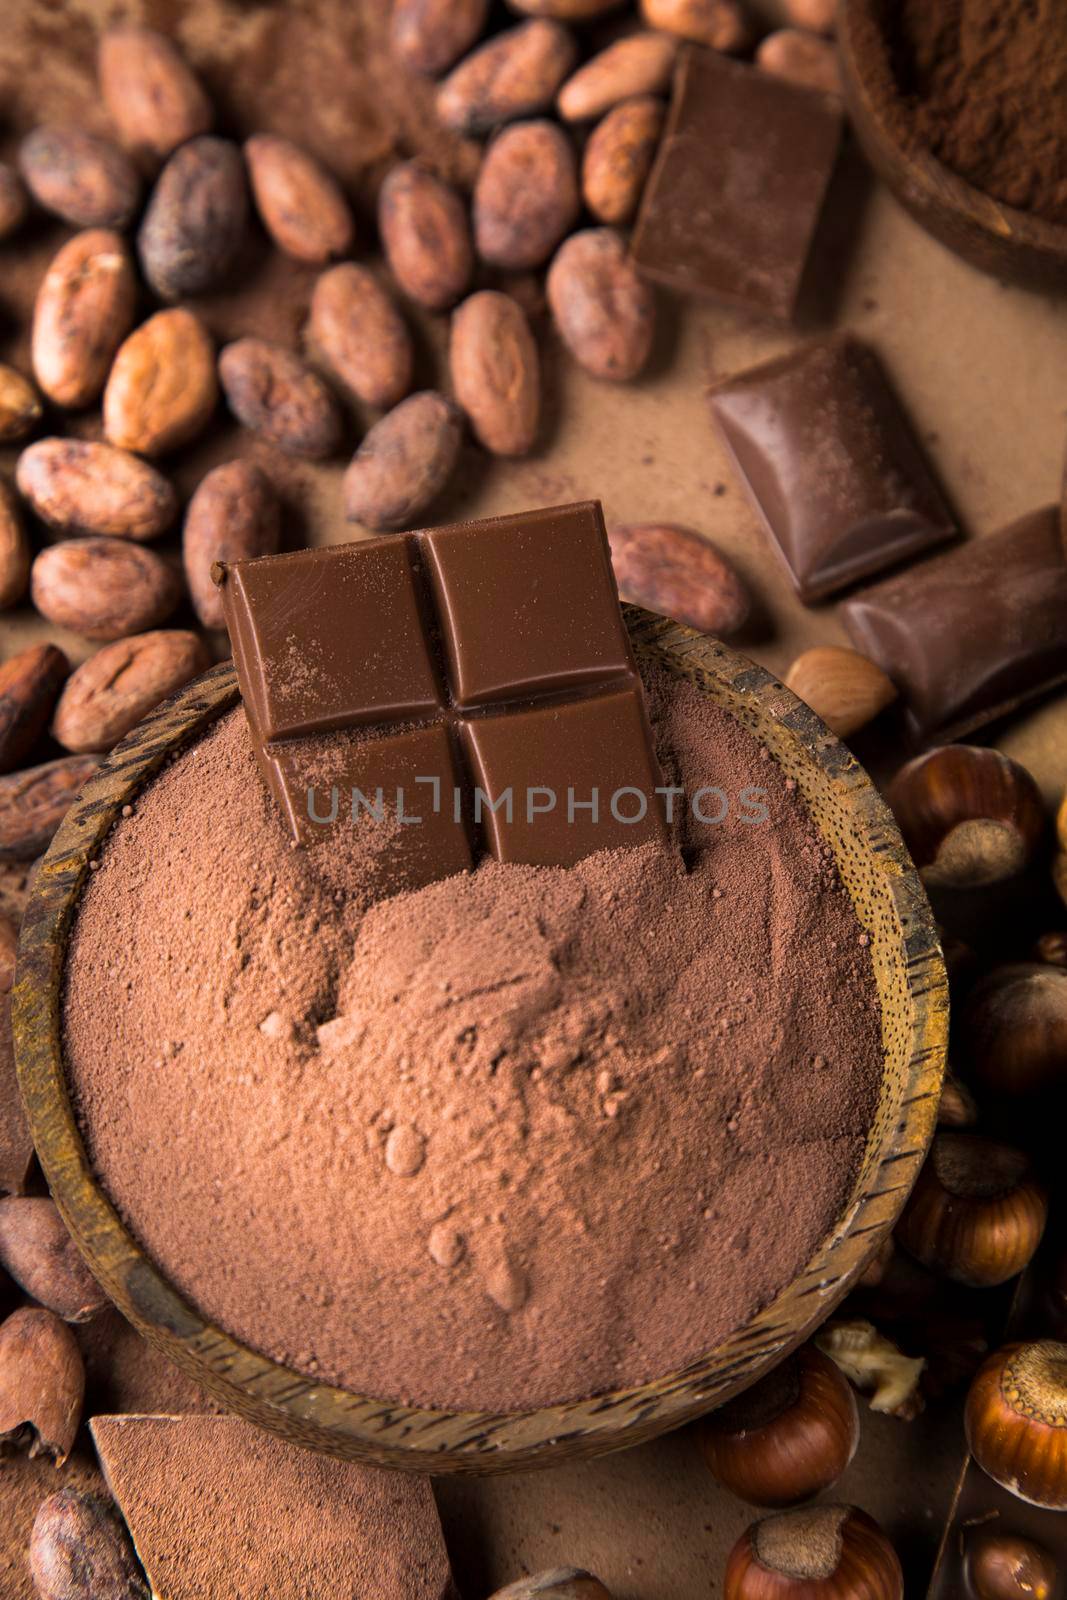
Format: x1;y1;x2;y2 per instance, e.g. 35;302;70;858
883;0;1067;224
62;666;882;1411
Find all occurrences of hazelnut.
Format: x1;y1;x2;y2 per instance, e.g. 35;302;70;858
784;647;896;739
961;963;1067;1098
897;1133;1047;1288
724;1505;903;1600
0;1306;85;1465
888;746;1045;890
966;1341;1067;1511
937;1071;977;1128
700;1343;859;1507
966;1530;1058;1600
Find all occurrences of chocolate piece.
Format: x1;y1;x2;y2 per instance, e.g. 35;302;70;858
711;336;957;603
217;503;667;874
842;506;1067;743
632;46;843;320
91;1414;456;1600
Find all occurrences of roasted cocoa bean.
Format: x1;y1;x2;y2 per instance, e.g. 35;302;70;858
0;644;70;776
0;1308;84;1465
103;309;218;457
138;136;249;301
18;126;141;230
31;540;180;641
391;0;490;75
547;227;655;381
98;24;214;163
17;440;177;542
450;290;540;456
343;390;462;532
0;483;30;612
0;1198;109;1322
437;20;577;135
52;631;210;754
474;119;579;270
32;230;138;411
31;1488;150;1600
0;365;43;443
218;338;343;459
378;163;473;311
306;264;413;412
245;134;355;264
0;755;101;861
183;461;281;629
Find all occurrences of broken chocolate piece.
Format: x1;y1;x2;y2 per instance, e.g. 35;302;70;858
216;502;667;875
842;506;1067;743
91;1414;457;1600
632;46;843;321
710;335;957;603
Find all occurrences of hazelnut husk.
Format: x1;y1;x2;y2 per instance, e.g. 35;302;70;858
0;1305;84;1464
30;1487;150;1600
965;1529;1058;1600
961;963;1067;1098
896;1133;1047;1288
724;1505;903;1600
700;1344;859;1508
0;1197;109;1322
966;1341;1067;1511
491;1572;612;1600
889;747;1045;890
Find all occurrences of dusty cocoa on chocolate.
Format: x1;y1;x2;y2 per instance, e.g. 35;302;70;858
63;664;882;1412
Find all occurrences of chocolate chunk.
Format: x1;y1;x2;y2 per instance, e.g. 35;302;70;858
217;502;667;876
91;1414;457;1600
711;336;957;602
842;506;1067;743
632;46;843;321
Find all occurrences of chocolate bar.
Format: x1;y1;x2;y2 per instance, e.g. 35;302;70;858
216;503;667;876
710;336;957;603
842;506;1067;743
632;46;843;321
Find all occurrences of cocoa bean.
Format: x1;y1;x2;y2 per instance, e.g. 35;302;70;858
31;540;180;641
437;21;577;135
608;522;751;637
378;163;473;311
343;391;462;532
450;291;540;456
558;33;676;121
0;483;31;612
98;25;214;164
17;440;177;542
0;644;70;776
507;0;623;14
0;755;99;861
546;227;655;381
306;264;413;411
17;127;140;230
52;631;210;754
0;163;28;239
103;309;218;457
138;136;249;302
245;134;355;264
0;365;43;444
0;1199;109;1323
32;230;138;411
391;0;490;75
31;1488;150;1600
0;1307;84;1465
0;912;14;994
756;30;841;97
581;97;664;225
218;337;343;459
783;0;836;35
183;462;281;628
474;120;579;271
639;0;751;50
0;991;34;1193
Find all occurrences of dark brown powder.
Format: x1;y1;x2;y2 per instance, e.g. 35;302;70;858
91;1414;455;1600
62;667;881;1411
886;0;1067;224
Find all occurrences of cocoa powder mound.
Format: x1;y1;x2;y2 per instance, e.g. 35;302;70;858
62;666;882;1411
886;0;1067;224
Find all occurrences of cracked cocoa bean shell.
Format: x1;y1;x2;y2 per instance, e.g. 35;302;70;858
138;136;249;301
17;440;177;543
0;643;70;776
0;1307;85;1465
32;230;138;411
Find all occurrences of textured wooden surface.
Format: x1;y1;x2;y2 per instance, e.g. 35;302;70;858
13;616;947;1473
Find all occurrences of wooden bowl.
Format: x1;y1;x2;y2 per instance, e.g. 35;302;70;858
12;612;947;1474
839;0;1067;289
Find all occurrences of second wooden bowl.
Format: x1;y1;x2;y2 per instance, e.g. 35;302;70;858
13;612;948;1474
840;0;1067;289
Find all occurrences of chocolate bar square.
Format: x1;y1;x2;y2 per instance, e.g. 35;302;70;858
264;723;473;890
421;504;633;708
842;505;1067;742
711;336;957;603
632;47;843;321
461;686;667;867
222;540;442;741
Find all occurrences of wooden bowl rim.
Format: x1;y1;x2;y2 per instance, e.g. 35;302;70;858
839;0;1067;260
13;613;947;1474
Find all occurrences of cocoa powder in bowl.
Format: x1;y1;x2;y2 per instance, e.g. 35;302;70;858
62;663;882;1412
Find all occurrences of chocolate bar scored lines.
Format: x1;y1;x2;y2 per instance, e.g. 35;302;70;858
217;502;668;882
